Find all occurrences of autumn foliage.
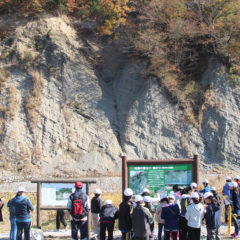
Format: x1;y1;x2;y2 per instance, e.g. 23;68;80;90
132;0;240;125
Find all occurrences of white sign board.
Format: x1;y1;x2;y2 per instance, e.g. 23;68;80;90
41;183;86;206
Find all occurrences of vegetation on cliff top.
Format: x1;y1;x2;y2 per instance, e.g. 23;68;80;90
0;0;239;126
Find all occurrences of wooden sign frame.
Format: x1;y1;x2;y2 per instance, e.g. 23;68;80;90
122;155;199;195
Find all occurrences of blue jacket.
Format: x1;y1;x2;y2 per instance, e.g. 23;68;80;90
222;183;231;198
7;197;16;219
205;203;221;229
199;185;211;194
161;204;180;230
13;196;34;222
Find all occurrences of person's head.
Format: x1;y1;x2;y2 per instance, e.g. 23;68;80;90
168;194;175;203
185;186;192;195
160;194;168;203
202;179;209;187
210;187;216;194
229;182;238;191
173;184;180;193
94;188;102;197
123;188;133;201
143;196;151;207
204;192;213;204
190;192;200;204
104;200;112;206
190;182;198;192
17;187;26;196
75;181;83;190
141;188;150;196
226;176;232;183
234;176;240;182
135;195;144;206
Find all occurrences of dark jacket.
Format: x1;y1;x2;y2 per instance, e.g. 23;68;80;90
68;190;89;220
0;199;4;222
161;203;180;230
100;204;118;223
118;200;134;231
213;193;221;205
91;196;102;214
132;205;152;238
180;195;191;217
204;203;221;229
231;190;240;212
7;197;16;219
13;196;34;222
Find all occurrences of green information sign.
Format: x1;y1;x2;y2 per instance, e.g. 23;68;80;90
129;164;193;196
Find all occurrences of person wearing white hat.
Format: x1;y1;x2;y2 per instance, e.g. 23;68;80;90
119;188;134;240
143;196;155;239
91;188;103;238
204;191;221;240
156;194;169;240
141;188;150;197
179;186;192;240
161;193;180;240
12;186;34;240
99;199;118;240
190;182;197;191
199;179;211;194
185;192;204;240
230;181;240;237
132;195;152;240
222;176;232;223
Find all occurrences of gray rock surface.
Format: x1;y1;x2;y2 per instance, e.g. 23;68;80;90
0;15;239;181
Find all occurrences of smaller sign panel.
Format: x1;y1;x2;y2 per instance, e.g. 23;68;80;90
129;164;193;196
41;183;86;206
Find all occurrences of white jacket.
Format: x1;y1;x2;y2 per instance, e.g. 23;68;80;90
185;203;204;228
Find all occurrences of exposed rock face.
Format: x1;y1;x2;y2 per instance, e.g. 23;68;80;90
0;15;239;181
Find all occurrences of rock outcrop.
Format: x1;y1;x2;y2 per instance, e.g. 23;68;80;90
0;14;239;181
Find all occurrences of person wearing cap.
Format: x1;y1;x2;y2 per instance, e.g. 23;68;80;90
99;200;118;240
199;179;211;194
7;195;17;240
91;188;103;238
185;192;204;240
141;188;150;197
179;187;192;240
222;176;232;223
67;182;90;240
143;196;155;239
12;187;34;240
229;181;240;238
132;195;152;240
234;176;240;186
204;192;221;240
156;194;169;240
161;195;180;240
119;188;134;240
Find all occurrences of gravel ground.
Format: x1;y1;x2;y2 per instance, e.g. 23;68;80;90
0;224;235;240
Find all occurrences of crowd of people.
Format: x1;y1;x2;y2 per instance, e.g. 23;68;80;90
1;175;240;240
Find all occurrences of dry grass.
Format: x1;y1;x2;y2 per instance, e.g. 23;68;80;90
5;85;20;120
0;191;122;233
0;67;10;90
25;71;44;129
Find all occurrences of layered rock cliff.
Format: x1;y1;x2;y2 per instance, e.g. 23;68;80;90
0;14;239;181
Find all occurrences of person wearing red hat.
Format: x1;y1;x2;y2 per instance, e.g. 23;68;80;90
67;182;90;240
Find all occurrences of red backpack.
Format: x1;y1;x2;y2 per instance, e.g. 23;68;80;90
71;192;87;220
